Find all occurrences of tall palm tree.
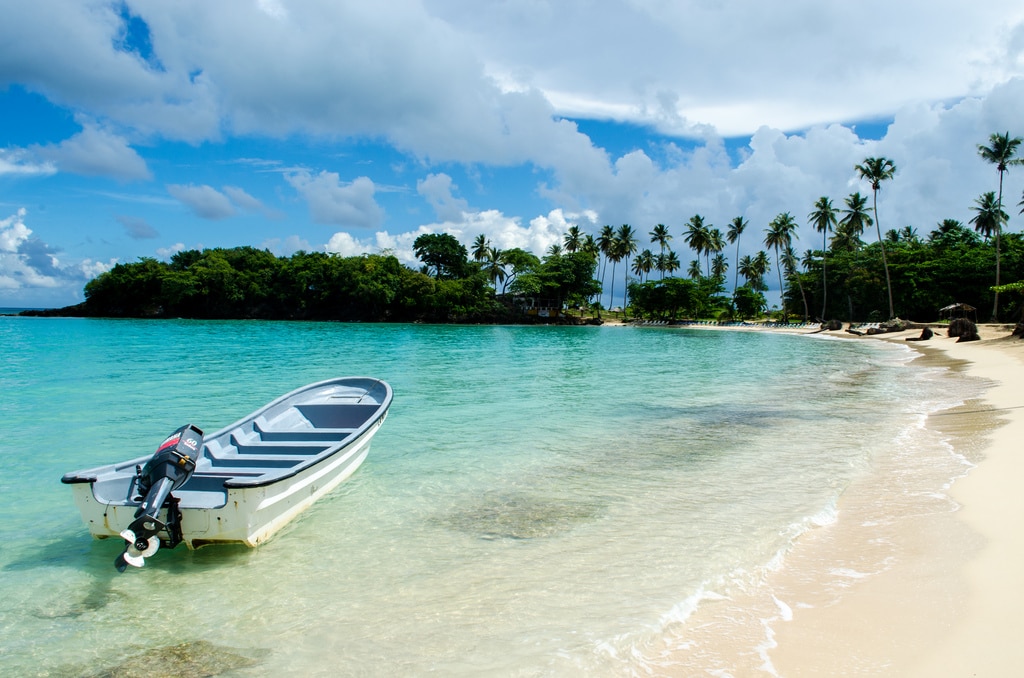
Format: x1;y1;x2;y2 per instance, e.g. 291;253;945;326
483;247;506;290
471;234;489;262
663;250;681;277
970;191;1008;244
838;192;872;247
726;216;748;295
597;225;616;305
738;255;756;286
563;225;583;253
650;224;672;279
782;245;809;322
633;250;654;283
764;213;798;320
855;157;897;319
684;215;709;270
978;132;1023;320
615;224;638;311
808;196;837;320
711;253;728;281
705;228;724;277
752;251;771;289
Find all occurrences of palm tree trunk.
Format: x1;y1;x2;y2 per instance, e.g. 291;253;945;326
821;232;828;320
733;239;741;295
623;257;630;317
775;248;786;321
873;190;895;319
609;262;617;314
992;169;1005;322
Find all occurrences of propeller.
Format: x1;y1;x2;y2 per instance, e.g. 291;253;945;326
114;522;163;572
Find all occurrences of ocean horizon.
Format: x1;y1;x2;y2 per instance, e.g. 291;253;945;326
0;317;980;676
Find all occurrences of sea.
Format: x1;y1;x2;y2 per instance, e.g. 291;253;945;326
0;317;983;677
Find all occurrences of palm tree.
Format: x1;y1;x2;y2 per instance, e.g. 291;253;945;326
683;215;709;270
752;251;771;289
855;156;897;319
711;253;728;281
687;259;702;279
726;216;748;295
764;213;798;320
738;255;756;286
546;243;563;257
838;192;872;248
978;132;1023;320
563;225;583;253
471;234;489;262
615;224;638;311
970;191;1008;244
650;223;672;279
705;228;724;277
663;250;681;277
808;196;837;320
597;225;616;303
483;247;506;290
633;249;654;282
782;245;809;321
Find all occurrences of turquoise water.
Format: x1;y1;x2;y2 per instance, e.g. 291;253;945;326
0;319;977;676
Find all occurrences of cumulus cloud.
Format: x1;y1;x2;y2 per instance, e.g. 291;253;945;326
33;122;151;180
0;209;110;296
417;173;469;222
167;183;238;220
287;171;384;228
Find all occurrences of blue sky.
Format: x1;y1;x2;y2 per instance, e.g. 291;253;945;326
3;0;1024;308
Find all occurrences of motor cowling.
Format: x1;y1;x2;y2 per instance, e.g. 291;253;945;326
115;424;203;572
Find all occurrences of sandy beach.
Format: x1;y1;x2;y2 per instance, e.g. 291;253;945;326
675;321;1024;675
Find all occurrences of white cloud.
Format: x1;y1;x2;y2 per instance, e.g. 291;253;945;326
417;173;469;222
223;185;283;219
0;209;32;252
167;183;237;220
156;242;186;259
262;234;309;256
0;209;105;296
287;171;384;228
34;122;151;180
0;149;57;177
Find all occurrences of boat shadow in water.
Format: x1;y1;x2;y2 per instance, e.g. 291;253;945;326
435;491;606;540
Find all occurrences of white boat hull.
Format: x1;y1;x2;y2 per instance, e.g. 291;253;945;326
63;378;392;557
67;415;383;548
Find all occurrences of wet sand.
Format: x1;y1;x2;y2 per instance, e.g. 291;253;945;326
681;322;1024;675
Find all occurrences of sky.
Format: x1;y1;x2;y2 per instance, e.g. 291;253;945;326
3;0;1024;309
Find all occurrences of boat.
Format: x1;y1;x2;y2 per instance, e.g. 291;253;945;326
62;377;392;571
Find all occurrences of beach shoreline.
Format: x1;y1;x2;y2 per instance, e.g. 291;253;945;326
675;321;1024;675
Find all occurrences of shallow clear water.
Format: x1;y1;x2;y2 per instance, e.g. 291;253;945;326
0;319;977;676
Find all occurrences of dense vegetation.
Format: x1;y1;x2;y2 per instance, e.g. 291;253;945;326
47;133;1024;325
73;236;600;323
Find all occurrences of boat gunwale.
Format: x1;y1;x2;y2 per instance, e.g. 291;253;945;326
60;376;393;490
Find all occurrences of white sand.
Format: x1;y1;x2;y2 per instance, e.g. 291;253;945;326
771;325;1024;676
660;321;1024;675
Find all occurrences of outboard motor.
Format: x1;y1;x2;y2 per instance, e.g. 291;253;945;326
115;424;203;572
